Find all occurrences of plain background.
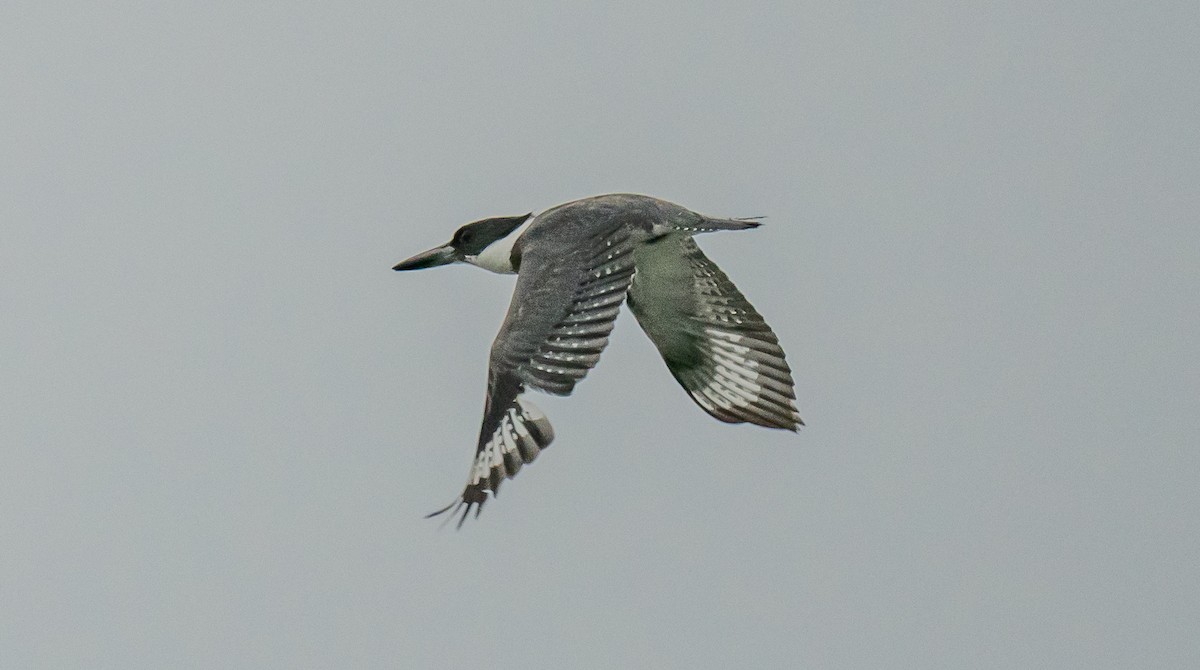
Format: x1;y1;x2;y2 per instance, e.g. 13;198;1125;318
3;2;1197;668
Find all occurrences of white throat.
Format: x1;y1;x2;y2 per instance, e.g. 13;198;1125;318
467;216;534;274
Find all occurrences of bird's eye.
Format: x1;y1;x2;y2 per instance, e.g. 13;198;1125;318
458;230;474;245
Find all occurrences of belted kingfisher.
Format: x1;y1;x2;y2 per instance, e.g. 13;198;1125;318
393;193;802;526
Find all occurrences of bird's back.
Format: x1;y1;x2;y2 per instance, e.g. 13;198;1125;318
519;193;755;258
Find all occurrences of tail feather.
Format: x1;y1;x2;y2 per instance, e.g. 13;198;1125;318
693;216;763;232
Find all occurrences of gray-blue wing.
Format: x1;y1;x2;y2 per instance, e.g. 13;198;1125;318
429;221;638;526
628;235;802;430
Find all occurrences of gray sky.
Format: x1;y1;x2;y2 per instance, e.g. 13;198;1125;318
3;2;1198;668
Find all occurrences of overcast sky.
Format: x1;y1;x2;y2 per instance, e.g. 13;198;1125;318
2;2;1198;668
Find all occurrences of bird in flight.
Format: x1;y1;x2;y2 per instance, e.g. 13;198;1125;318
393;194;802;526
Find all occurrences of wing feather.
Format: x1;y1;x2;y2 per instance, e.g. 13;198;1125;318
628;236;802;430
429;217;642;526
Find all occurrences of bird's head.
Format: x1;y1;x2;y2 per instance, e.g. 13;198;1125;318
392;214;532;273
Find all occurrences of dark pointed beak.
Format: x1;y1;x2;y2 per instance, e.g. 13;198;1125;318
392;243;457;271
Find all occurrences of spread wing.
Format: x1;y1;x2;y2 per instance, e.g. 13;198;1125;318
628;235;802;430
429;222;638;527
